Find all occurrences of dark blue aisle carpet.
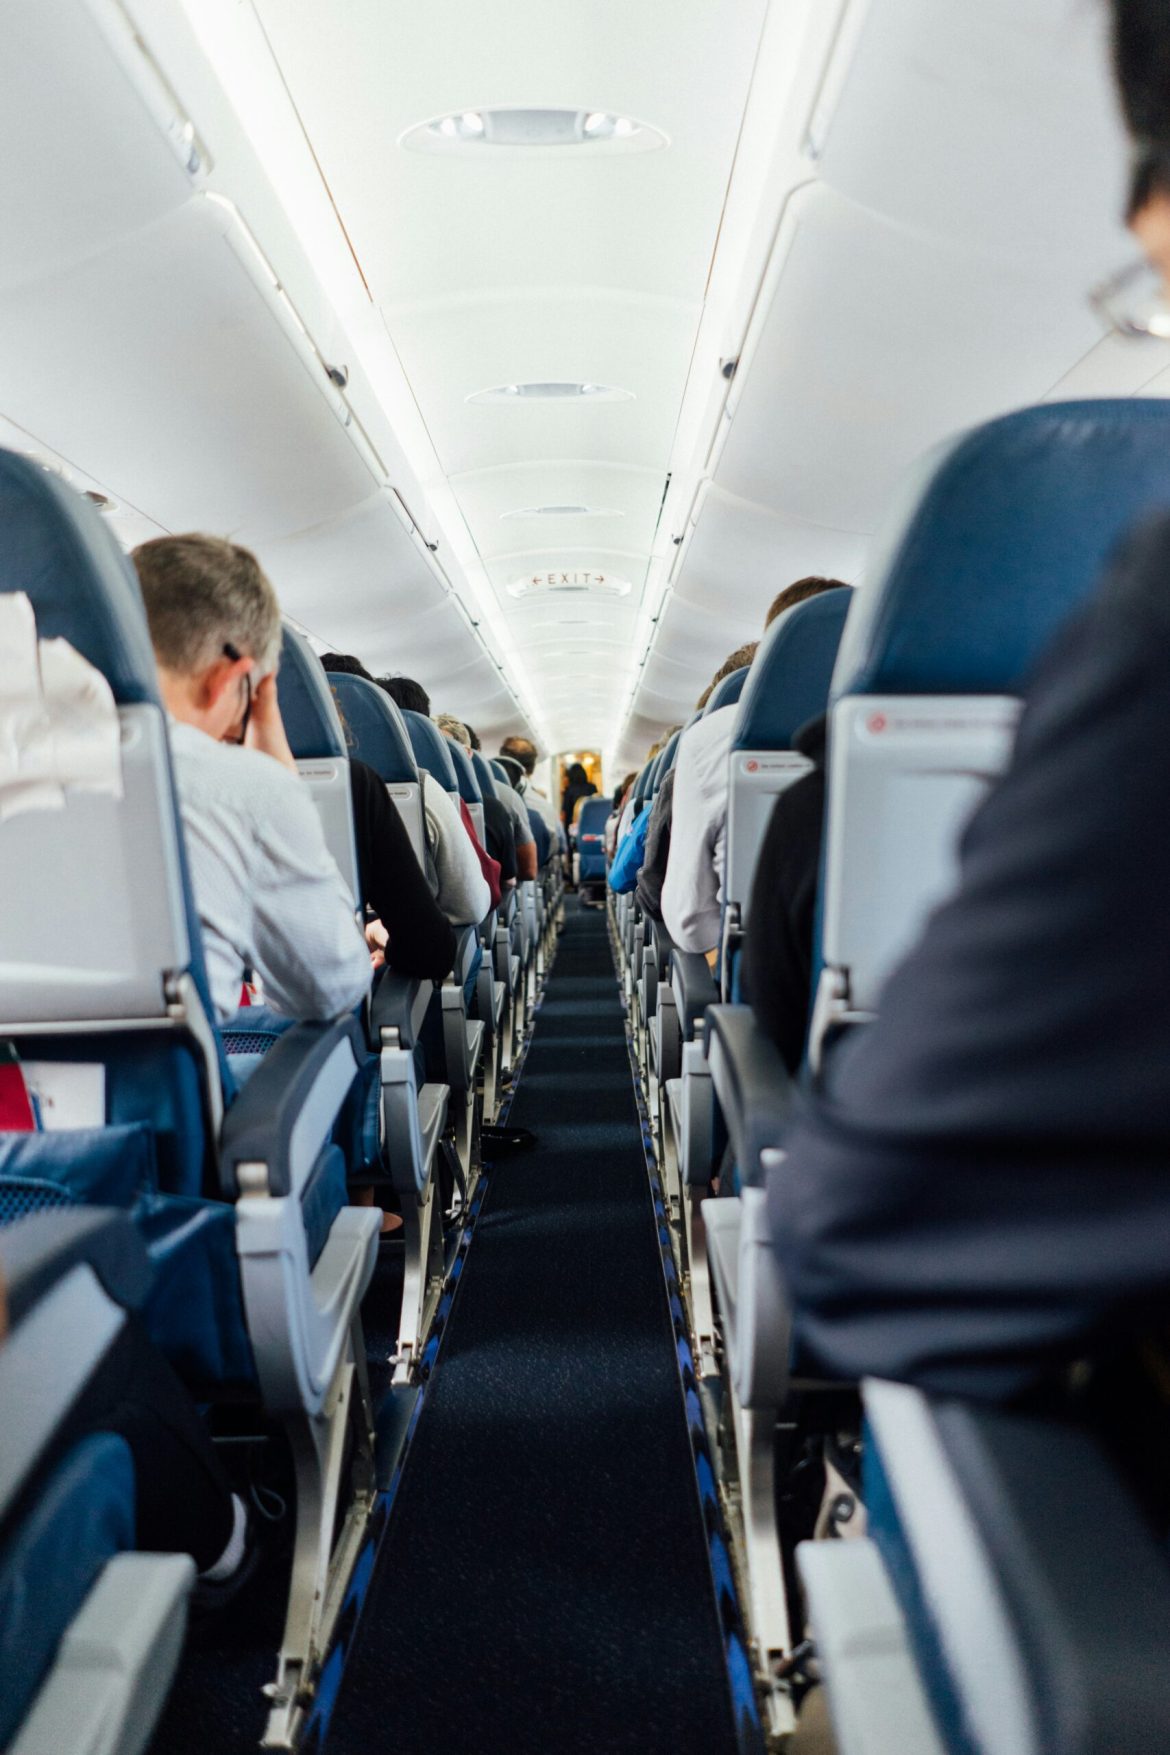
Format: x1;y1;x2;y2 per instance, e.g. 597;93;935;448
325;900;738;1754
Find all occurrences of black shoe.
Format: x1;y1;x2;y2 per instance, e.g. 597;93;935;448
480;1123;538;1153
189;1508;264;1626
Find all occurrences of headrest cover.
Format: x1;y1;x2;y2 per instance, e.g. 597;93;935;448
0;450;159;707
405;711;458;790
471;748;499;801
704;666;749;715
732;589;852;751
278;627;348;761
447;738;482;803
327;672;417;784
834;400;1170;698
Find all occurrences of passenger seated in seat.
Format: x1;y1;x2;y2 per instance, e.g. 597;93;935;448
132;536;370;1023
320;655;457;983
769;0;1170;1403
438;715;518;887
500;735;561;846
0;1262;258;1609
741;715;827;1073
662;577;848;965
374;675;491;930
496;753;548;872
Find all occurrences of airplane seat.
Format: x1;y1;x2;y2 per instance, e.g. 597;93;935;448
811;397;1170;1069
703;664;750;717
722;587;852;1001
799;1378;1170;1755
575;795;611;902
397;711;485;1187
469;751;523;1060
274;626;359;905
447;738;486;843
0;451;379;1745
0;1210;194;1755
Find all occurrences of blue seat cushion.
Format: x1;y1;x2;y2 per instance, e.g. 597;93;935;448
0;1122;157;1221
135;1194;257;1395
0;1431;135;1748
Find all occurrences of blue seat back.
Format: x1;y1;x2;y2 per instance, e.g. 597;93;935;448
724;589;851;928
0;450;231;1201
278;628;358;904
324;672;427;869
576;796;611;881
629;759;654;818
813;399;1170;1061
405;711;459;795
704;665;749;716
471;749;500;802
447;740;486;842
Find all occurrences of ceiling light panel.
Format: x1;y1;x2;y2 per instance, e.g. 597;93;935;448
467;380;634;404
400;107;667;156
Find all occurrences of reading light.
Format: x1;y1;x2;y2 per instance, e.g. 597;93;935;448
468;381;633;405
400;107;667;155
500;505;625;520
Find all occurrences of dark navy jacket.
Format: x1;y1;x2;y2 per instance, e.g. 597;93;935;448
770;515;1170;1402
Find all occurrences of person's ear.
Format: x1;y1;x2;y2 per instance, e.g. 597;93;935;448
199;651;252;713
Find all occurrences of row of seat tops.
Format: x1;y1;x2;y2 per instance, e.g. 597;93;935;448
275;633;505;810
627;397;1170;806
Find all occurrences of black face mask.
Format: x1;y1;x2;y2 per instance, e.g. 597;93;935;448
222;643;253;746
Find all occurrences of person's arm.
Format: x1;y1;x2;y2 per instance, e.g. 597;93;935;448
661;720;725;954
771;525;1170;1400
247;773;371;1020
424;776;492;926
484;798;518;886
350;761;457;981
635;770;674;922
740;769;824;1073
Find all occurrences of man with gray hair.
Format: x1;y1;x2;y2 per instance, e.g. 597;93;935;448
133;534;370;1023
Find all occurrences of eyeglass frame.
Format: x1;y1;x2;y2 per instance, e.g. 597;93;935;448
222;642;253;746
1088;140;1170;341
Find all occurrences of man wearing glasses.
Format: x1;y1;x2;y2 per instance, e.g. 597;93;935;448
133;534;370;1025
767;0;1170;1405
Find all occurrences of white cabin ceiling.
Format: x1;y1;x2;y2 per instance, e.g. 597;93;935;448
1;0;1163;774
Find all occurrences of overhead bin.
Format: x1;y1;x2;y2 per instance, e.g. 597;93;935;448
713;184;1104;535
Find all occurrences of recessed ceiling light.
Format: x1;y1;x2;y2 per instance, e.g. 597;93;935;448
468;381;634;405
500;505;625;520
400;107;668;156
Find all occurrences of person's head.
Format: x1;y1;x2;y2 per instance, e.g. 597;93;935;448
614;771;637;807
320;652;373;680
497;753;526;793
565;761;589;786
500;735;538;776
378;674;431;716
133;534;281;743
437;712;471;748
463;723;482;751
703;642;759;709
1110;3;1170;303
763;575;850;630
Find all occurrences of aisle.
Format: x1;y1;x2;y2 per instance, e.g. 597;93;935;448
326;900;740;1754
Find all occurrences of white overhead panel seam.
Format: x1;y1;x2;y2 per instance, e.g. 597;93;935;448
105;0;545;743
610;0;857;765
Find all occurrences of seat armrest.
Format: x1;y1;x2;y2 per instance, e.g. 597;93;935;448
0;1209;152;1327
370;972;433;1049
454;924;479;985
219;1015;365;1199
671;950;719;1037
865;1380;1170;1755
650;918;675;978
704;1005;796;1185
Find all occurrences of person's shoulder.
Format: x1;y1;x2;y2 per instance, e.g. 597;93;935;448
171;726;311;816
1102;510;1170;636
